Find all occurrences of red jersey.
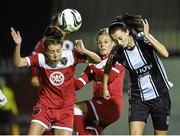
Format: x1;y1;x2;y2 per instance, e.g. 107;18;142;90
26;48;86;108
31;38;74;77
32;38;44;54
75;57;125;106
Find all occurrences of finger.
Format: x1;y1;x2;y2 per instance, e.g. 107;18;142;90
10;28;16;35
144;19;149;26
106;95;110;100
17;31;21;38
10;27;15;32
76;39;83;45
75;39;80;44
103;96;108;100
74;46;77;50
141;19;145;25
75;40;78;44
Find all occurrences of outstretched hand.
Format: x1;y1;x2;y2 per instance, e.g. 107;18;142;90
11;27;22;46
74;39;87;54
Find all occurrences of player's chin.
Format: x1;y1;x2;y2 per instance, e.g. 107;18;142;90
52;60;60;64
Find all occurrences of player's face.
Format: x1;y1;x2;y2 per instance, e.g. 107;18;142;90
96;34;114;57
45;44;62;64
110;29;129;48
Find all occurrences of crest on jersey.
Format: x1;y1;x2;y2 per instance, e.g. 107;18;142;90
32;107;41;116
49;72;64;86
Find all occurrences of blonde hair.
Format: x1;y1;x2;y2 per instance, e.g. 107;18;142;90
96;28;109;40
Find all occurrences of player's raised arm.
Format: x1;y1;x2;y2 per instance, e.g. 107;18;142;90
11;27;28;67
75;39;101;64
141;19;169;57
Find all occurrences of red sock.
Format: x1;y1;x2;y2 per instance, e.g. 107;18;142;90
74;115;87;135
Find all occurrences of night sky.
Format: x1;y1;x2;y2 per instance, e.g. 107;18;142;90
0;0;53;57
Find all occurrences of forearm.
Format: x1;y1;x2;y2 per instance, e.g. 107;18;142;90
145;34;169;57
13;45;22;67
13;45;28;67
83;49;101;64
103;60;113;89
103;73;109;89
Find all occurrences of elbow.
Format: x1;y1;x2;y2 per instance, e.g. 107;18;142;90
13;61;21;67
162;51;169;58
13;63;21;68
96;57;101;63
93;57;101;64
165;52;169;57
158;49;169;58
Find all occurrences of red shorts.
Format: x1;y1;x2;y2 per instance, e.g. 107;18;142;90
31;103;73;131
86;97;122;127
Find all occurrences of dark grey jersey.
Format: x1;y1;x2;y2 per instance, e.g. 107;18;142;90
110;33;173;101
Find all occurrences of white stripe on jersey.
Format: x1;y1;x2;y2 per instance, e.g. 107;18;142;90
112;67;120;73
25;57;31;66
78;77;87;86
88;100;99;125
153;52;173;89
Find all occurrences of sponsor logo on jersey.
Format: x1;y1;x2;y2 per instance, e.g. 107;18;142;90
49;72;64;86
33;107;41;116
135;64;152;75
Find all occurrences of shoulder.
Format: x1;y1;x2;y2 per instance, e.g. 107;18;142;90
136;32;151;45
62;40;74;50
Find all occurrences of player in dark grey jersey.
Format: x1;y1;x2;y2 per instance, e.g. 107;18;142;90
102;14;173;135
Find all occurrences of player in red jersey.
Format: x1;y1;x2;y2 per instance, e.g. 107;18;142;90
73;28;125;135
30;12;68;91
31;25;73;95
11;27;101;135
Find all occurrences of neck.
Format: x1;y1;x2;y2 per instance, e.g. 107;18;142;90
101;54;109;59
127;36;135;49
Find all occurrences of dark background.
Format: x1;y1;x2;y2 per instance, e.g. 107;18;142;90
0;0;53;57
1;0;180;58
0;0;180;134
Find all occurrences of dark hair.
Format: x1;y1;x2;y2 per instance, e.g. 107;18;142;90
109;13;144;35
44;36;63;51
44;25;63;39
50;11;61;26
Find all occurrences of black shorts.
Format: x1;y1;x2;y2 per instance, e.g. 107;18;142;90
128;92;171;130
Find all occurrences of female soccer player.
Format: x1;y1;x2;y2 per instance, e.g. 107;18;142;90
74;28;125;135
10;27;101;135
102;14;173;135
30;11;67;89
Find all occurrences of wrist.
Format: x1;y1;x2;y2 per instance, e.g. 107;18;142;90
16;44;21;47
82;48;88;54
144;34;151;40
